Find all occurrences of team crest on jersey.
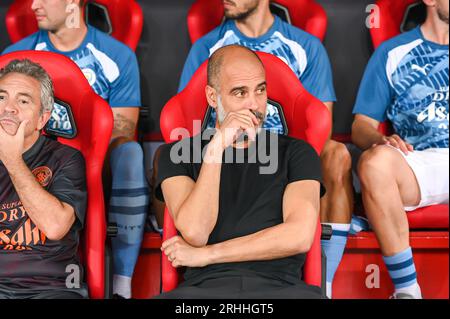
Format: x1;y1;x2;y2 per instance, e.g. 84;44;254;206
32;166;53;187
82;68;97;86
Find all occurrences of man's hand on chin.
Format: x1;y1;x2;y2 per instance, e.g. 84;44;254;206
0;119;28;166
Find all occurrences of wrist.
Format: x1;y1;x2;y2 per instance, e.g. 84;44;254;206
375;134;387;144
2;155;24;171
204;244;219;265
204;138;225;163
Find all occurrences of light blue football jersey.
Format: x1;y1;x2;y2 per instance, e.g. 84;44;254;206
179;15;336;134
353;26;449;150
3;26;141;134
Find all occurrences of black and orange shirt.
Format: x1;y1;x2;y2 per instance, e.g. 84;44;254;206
0;135;87;291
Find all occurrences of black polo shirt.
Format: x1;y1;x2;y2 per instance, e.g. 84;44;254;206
156;129;324;285
0;135;87;296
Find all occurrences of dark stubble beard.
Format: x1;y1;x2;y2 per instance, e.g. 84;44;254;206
437;7;449;25
224;0;259;21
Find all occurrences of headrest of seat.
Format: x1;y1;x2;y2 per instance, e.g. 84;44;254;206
85;1;112;35
0;51;112;147
401;1;426;33
161;51;331;155
6;0;143;51
270;2;291;24
187;0;327;43
370;0;423;48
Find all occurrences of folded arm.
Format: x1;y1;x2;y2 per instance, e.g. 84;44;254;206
161;139;224;247
162;180;321;268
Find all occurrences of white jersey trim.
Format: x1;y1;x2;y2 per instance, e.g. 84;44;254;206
273;31;307;75
209;30;236;57
35;42;47;51
86;43;120;83
385;39;423;88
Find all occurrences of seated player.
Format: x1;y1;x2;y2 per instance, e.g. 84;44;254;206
352;0;449;299
0;59;87;299
152;0;351;298
2;0;149;298
155;45;325;299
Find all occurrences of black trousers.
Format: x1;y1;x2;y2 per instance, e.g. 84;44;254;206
156;275;324;299
0;286;88;299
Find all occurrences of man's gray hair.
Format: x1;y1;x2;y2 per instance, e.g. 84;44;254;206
0;59;54;114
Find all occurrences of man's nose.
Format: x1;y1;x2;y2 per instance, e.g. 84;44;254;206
246;93;259;111
31;0;41;11
4;101;19;115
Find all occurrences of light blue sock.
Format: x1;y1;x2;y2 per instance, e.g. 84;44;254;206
349;215;370;235
383;247;422;298
321;223;350;298
109;142;149;280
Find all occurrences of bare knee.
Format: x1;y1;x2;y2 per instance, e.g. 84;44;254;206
321;140;352;184
358;145;397;190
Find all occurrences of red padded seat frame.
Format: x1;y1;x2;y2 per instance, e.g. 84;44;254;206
0;51;113;299
159;52;331;292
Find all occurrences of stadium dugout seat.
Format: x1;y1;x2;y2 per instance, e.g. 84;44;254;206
187;0;328;44
142;0;328;143
0;50;114;299
369;0;426;49
333;0;449;299
158;51;332;293
5;0;143;51
4;0;159;298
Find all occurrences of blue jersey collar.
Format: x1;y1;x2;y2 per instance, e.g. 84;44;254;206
228;14;281;43
415;25;449;50
40;25;94;56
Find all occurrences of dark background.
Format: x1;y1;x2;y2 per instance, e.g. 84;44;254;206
0;0;375;136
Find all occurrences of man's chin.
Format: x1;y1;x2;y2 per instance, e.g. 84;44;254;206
0;122;18;136
37;21;55;32
224;10;247;20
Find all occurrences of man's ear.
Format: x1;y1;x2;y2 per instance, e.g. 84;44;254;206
37;111;51;131
205;85;218;110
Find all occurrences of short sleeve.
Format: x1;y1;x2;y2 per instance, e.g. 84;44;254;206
155;141;194;202
48;151;87;231
300;38;336;103
1;32;39;54
288;139;325;197
178;40;211;93
353;45;393;122
108;50;142;107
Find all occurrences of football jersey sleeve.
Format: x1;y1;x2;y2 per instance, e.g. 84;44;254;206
108;49;142;108
353;45;393;122
300;38;336;103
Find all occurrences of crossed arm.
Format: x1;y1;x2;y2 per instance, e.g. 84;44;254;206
161;168;320;268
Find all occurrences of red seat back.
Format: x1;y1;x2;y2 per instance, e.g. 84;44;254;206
5;0;143;51
0;51;114;298
160;52;331;291
187;0;328;43
370;0;421;49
